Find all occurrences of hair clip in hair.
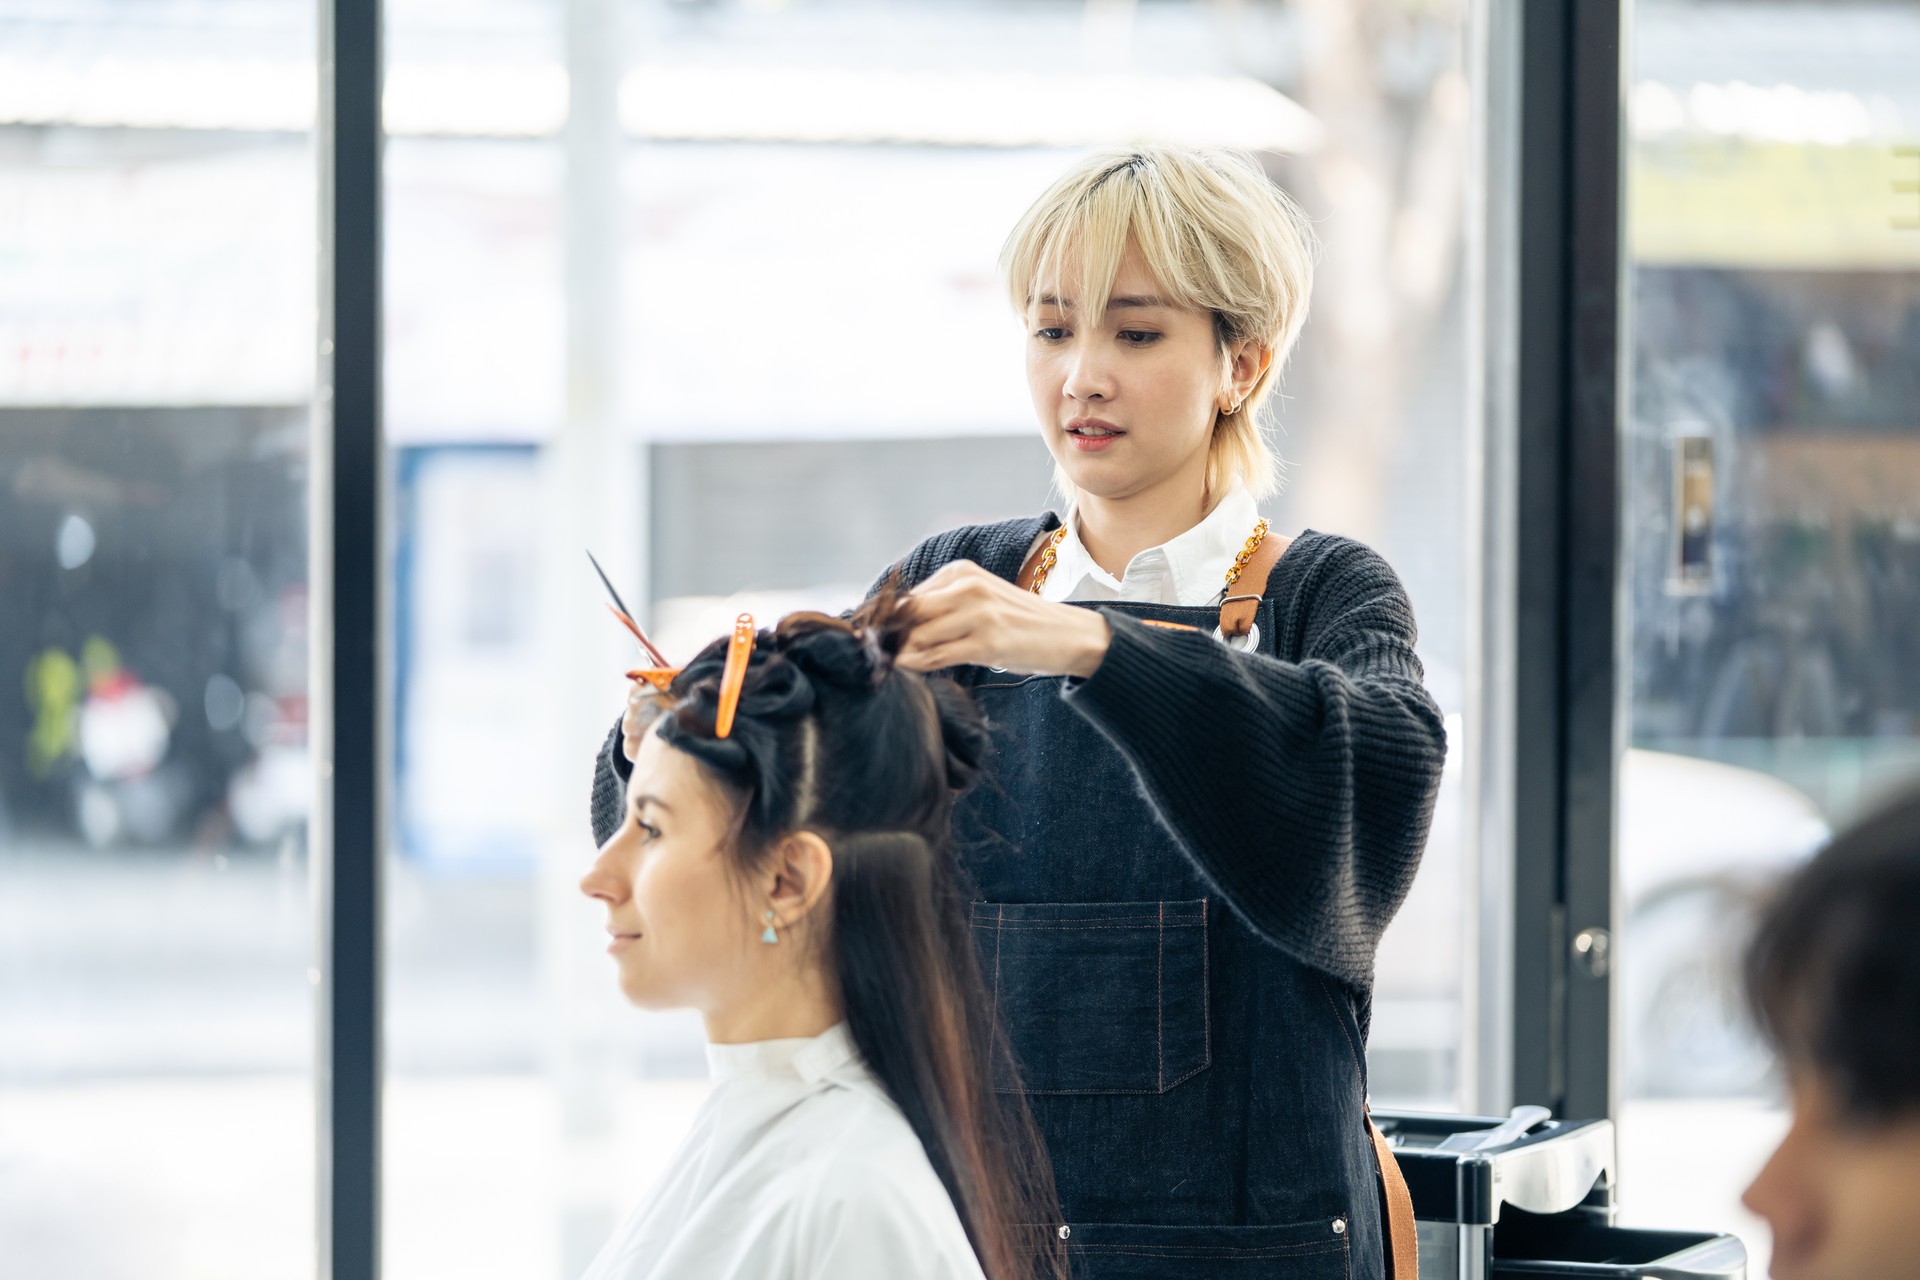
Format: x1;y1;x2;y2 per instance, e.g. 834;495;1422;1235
624;667;683;692
714;612;755;739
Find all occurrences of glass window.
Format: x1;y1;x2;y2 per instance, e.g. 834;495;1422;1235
383;3;1479;1276
0;4;317;1278
1616;2;1920;1270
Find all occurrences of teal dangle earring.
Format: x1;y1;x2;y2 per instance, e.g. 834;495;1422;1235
760;910;779;945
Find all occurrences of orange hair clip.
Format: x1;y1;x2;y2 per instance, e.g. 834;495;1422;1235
713;613;755;739
624;667;683;692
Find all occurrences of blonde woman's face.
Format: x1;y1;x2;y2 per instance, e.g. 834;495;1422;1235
1025;243;1225;503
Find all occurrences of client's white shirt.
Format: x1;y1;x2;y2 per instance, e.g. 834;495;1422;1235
580;1023;987;1280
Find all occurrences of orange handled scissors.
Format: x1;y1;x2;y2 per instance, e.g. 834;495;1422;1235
588;549;682;690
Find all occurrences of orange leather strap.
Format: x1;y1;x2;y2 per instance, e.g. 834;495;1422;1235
1369;1114;1420;1280
1216;530;1291;639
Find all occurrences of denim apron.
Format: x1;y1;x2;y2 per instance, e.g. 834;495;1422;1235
955;596;1385;1280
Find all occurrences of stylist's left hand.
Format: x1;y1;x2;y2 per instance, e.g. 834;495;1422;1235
899;561;1111;678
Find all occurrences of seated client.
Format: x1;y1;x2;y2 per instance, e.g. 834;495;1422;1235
577;594;1064;1280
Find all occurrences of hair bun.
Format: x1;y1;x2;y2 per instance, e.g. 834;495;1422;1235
774;611;894;691
659;631;815;810
669;633;816;726
652;586;988;835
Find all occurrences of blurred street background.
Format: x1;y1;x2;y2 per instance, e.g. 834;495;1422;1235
4;1;1920;1277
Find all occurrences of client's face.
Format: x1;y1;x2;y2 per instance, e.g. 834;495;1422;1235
580;727;758;1012
1743;1071;1920;1280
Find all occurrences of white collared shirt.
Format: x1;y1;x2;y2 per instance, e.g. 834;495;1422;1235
1038;481;1265;608
579;1023;986;1280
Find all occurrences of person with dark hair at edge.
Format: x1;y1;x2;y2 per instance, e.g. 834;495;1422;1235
1741;785;1920;1280
579;594;1065;1280
593;146;1446;1279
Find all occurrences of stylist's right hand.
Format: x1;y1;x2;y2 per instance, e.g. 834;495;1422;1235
900;560;1111;678
622;680;651;762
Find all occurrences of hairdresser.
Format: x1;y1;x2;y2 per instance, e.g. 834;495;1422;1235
592;146;1445;1280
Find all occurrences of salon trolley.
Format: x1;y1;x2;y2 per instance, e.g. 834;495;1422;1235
1373;1109;1748;1279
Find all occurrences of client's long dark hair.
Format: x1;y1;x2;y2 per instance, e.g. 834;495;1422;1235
656;590;1065;1280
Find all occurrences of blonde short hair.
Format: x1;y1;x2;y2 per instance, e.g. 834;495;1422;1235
999;146;1316;501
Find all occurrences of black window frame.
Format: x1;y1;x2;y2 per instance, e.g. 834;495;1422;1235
1475;0;1626;1122
316;1;383;1278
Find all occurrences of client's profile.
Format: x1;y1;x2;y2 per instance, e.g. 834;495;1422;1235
577;592;1064;1280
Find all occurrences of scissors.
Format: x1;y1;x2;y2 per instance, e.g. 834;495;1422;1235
588;552;754;740
586;549;679;690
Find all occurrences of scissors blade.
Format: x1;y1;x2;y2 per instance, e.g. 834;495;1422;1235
585;549;633;621
586;549;670;668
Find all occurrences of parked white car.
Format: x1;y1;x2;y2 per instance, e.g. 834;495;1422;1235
1617;748;1829;1096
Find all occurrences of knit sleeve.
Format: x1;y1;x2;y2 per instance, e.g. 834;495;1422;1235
590;718;631;848
1060;537;1447;990
866;533;969;597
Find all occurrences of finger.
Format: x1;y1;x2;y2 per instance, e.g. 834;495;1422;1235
898;585;975;641
898;638;982;672
908;570;1008;622
910;560;995;602
915;559;981;588
900;622;982;667
900;605;980;654
896;643;950;672
899;609;974;654
903;574;963;612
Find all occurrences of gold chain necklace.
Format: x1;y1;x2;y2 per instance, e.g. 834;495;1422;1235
1029;517;1271;596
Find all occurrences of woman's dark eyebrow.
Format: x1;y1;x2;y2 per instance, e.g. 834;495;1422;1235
630;793;673;813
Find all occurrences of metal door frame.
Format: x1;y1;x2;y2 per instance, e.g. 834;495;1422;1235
1470;0;1628;1123
315;2;383;1277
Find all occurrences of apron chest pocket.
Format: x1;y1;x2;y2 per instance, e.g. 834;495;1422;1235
972;899;1210;1095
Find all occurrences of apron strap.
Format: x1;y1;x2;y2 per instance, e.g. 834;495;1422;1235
1217;530;1292;639
1016;526;1295;640
1368;1110;1421;1280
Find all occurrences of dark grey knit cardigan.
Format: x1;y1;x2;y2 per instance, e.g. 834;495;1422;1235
589;514;1447;991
